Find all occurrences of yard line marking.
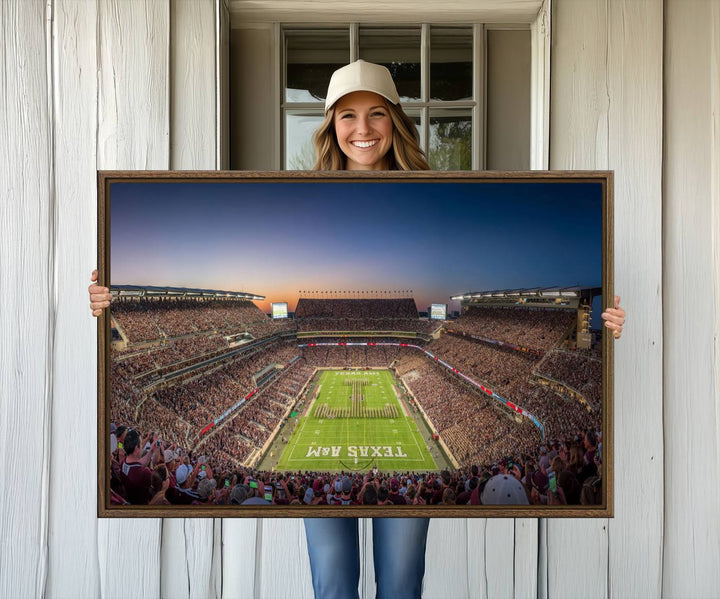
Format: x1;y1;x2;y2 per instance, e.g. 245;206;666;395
279;369;437;469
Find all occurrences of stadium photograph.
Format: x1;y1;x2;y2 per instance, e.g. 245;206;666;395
101;173;610;515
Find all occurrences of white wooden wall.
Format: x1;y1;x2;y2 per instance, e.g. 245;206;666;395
550;1;664;596
1;1;718;597
663;1;720;596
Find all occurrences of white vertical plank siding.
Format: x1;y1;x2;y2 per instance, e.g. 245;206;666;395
422;519;470;598
663;2;720;596
160;519;217;599
47;1;101;597
98;524;163;598
96;1;169;597
7;1;716;597
536;519;547;599
712;13;720;574
0;1;52;598
169;0;217;170
513;518;539;598
208;519;223;599
96;0;170;170
550;1;609;169
548;2;610;595
256;519;314;599
466;520;487;598
483;520;516;599
421;519;467;598
551;2;665;599
360;518;373;599
466;520;517;599
161;2;220;598
221;518;260;599
605;2;664;598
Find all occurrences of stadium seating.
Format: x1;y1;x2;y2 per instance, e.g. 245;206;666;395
110;296;603;507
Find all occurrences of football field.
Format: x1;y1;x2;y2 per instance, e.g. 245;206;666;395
275;370;437;472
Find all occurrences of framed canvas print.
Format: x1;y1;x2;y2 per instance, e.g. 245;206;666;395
97;171;614;518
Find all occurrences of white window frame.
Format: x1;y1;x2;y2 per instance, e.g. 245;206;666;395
282;23;484;170
229;0;551;171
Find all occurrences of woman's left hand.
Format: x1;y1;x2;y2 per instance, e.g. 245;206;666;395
89;269;112;316
601;295;626;339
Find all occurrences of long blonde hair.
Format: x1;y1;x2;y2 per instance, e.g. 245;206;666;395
312;100;430;171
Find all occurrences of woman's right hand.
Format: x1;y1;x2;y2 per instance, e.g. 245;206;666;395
88;269;112;316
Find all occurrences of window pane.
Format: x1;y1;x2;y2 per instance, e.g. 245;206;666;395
286;30;349;103
429;109;472;170
359;28;421;102
285;112;324;169
430;27;473;101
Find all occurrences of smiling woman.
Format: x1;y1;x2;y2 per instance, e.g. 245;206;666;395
311;60;430;172
333;91;394;170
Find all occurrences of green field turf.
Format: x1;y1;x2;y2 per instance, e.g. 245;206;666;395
275;370;437;472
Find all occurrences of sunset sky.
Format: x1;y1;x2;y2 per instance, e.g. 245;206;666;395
110;180;603;317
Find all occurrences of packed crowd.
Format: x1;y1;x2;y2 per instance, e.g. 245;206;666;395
535;349;603;410
429;334;539;395
295;298;438;334
109;296;605;507
111;298;293;344
297;317;437;334
507;379;600;440
295;298;419;319
112;334;230;391
111;424;604;507
395;355;541;466
152;341;300;430
426;321;600;431
110;339;303;448
392;330;600;464
134;397;192;446
448;305;576;351
190;360;316;472
300;340;417;368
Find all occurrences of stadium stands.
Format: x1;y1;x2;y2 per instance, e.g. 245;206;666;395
109;295;604;507
110;430;602;506
295;298;418;318
448;305;576;351
295;298;437;334
112;297;295;344
535;348;603;410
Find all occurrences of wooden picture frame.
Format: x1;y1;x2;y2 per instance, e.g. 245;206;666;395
98;170;613;518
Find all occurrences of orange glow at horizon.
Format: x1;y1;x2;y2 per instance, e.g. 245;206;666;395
254;295;298;314
252;291;425;314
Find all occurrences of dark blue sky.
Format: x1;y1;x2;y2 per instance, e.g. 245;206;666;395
110;180;603;315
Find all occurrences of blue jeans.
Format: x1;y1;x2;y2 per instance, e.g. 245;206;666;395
304;517;430;599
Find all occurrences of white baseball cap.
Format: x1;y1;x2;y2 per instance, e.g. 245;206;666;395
481;475;530;505
324;60;400;112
